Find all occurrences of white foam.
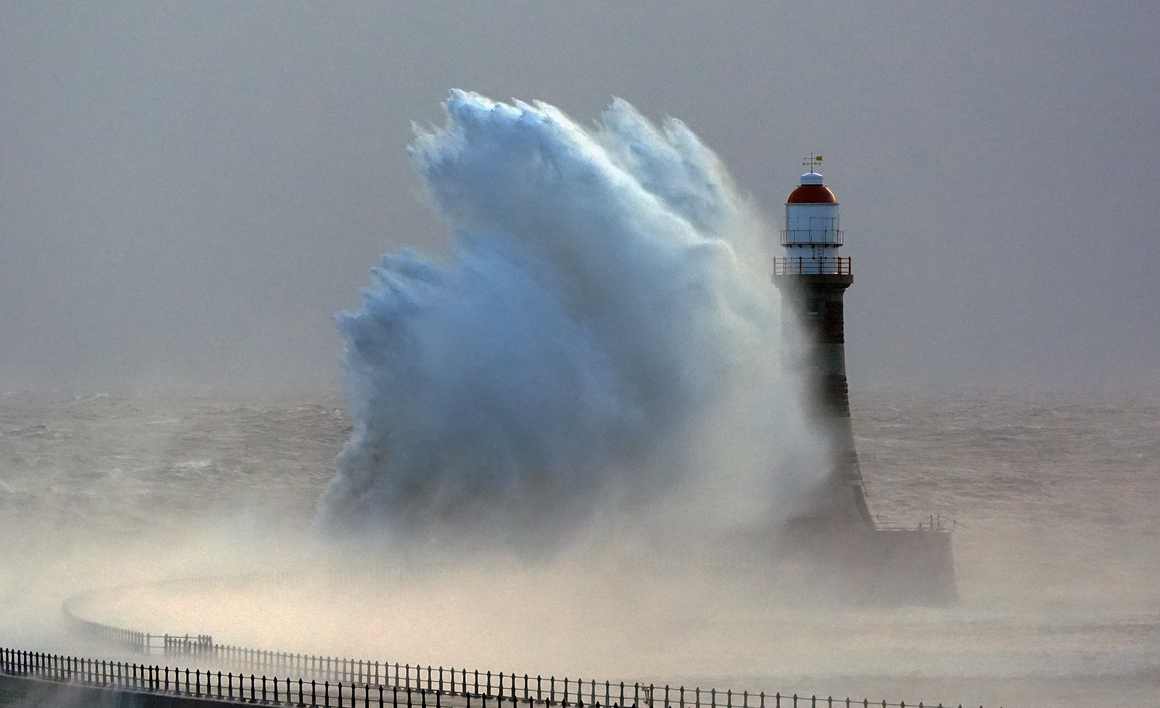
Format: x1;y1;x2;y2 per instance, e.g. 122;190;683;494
318;92;825;550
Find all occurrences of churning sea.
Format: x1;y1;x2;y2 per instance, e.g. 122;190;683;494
0;386;1157;708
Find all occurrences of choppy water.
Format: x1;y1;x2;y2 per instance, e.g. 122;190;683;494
1;387;1158;708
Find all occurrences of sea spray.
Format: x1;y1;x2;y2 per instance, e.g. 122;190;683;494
318;91;826;550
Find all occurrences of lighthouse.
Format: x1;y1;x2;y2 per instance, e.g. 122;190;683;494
770;159;956;605
772;158;874;528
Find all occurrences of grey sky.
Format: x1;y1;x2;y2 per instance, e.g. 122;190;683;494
2;2;1156;395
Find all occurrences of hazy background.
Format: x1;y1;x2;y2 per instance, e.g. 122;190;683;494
2;2;1157;396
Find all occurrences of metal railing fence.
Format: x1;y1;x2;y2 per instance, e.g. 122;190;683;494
780;230;844;246
772;257;852;276
0;647;982;708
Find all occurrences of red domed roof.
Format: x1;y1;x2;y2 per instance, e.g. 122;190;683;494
787;183;838;204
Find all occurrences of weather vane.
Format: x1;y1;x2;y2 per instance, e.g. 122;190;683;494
802;155;823;171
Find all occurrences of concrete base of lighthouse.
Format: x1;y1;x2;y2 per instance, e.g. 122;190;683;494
778;517;958;606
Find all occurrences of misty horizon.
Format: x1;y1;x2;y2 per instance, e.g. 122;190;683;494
1;4;1156;396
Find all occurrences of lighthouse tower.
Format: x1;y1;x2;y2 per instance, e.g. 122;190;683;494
773;159;875;528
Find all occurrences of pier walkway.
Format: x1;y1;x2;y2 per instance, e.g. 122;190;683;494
0;582;979;708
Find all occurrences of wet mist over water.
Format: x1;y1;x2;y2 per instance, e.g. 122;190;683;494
318;93;824;550
1;388;1159;708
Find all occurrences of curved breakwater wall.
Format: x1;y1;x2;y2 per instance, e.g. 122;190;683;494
47;585;980;708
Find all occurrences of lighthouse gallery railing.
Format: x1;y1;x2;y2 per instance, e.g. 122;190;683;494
772;257;852;276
